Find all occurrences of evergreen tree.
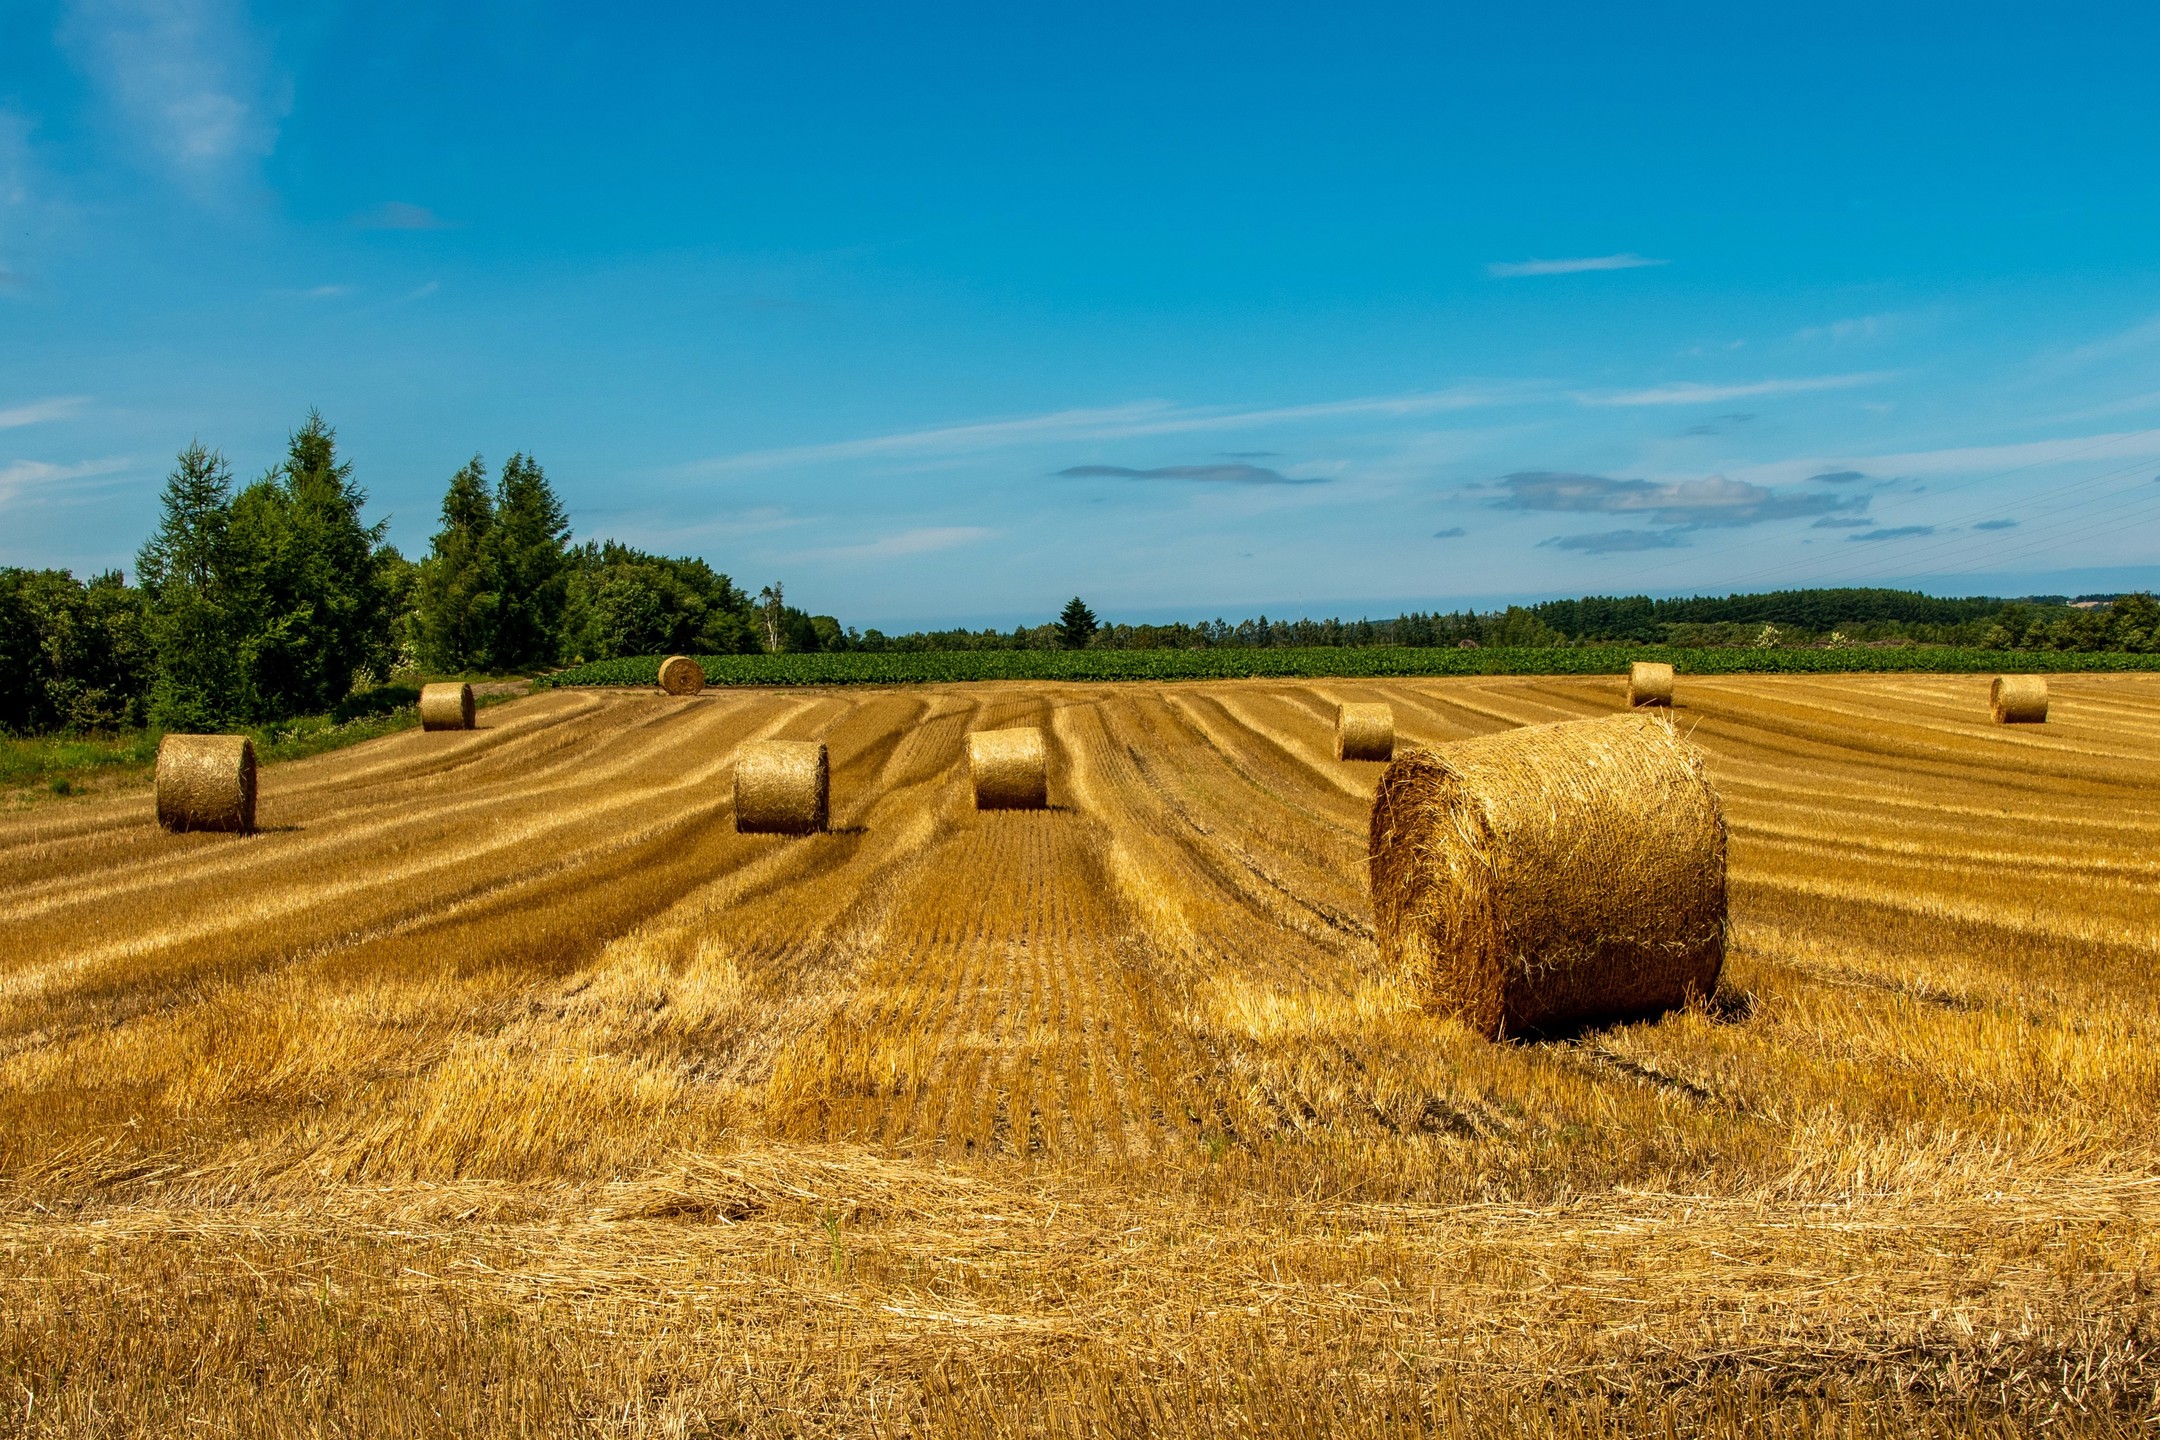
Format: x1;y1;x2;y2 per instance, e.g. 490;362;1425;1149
225;412;391;717
414;456;497;671
482;453;571;669
1057;596;1098;650
137;442;244;729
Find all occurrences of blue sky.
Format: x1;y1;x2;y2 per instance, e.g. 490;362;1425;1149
6;2;2160;628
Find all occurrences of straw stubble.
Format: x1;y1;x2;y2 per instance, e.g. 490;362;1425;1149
735;740;829;834
154;734;258;835
1368;711;1727;1038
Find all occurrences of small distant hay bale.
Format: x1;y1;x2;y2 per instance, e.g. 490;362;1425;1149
1991;674;2048;724
736;740;828;834
1368;712;1726;1038
155;734;257;835
418;681;475;731
658;655;706;696
968;726;1048;810
1627;661;1674;708
1335;702;1395;761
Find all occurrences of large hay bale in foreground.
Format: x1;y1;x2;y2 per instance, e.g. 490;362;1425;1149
968;726;1048;809
418;681;475;731
1991;675;2048;725
1335;702;1395;761
1368;712;1726;1038
155;734;258;835
1627;661;1674;708
736;740;828;834
658;655;706;696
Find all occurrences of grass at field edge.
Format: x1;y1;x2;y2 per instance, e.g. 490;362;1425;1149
539;644;2160;688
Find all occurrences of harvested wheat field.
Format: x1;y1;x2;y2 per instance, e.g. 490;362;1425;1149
3;674;2159;1437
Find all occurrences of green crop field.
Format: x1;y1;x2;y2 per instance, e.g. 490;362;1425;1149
540;644;2160;688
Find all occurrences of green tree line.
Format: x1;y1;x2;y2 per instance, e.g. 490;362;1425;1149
0;416;843;735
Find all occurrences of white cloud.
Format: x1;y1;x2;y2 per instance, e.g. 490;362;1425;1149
0;396;90;429
0;457;133;511
1796;314;1896;344
59;0;287;197
2047;313;2160;373
1580;372;1896;406
681;385;1535;476
1487;253;1667;278
801;526;993;561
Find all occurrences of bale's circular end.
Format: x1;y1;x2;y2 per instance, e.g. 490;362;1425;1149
1627;661;1674;708
736;740;829;834
155;733;258;835
418;681;476;731
969;726;1048;809
1991;675;2048;724
1335;702;1395;761
1368;712;1726;1038
658;655;707;696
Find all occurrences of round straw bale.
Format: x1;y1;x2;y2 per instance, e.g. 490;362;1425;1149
968;726;1048;810
1627;661;1674;708
1335;702;1395;762
1991;674;2048;725
418;681;475;731
735;740;828;834
658;655;706;696
1368;712;1726;1038
155;733;258;835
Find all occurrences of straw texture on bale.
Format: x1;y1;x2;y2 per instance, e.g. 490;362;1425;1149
417;681;475;731
1368;712;1727;1039
155;734;258;835
1627;661;1674;708
735;740;829;835
1991;674;2049;725
1335;702;1395;761
968;726;1049;810
658;655;706;696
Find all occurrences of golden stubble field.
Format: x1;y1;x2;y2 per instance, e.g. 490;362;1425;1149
2;674;2158;1437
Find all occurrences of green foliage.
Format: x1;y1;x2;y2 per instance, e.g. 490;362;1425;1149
1058;597;1100;650
0;568;154;733
136;441;246;729
413;456;496;672
482;453;572;669
539;644;2160;690
559;542;761;660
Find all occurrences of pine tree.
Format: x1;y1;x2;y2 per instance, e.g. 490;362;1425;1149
414;456;497;671
482;453;571;669
225;412;391;717
137;442;244;729
1057;596;1098;650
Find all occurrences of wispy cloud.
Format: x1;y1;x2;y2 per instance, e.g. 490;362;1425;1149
59;0;288;198
1582;372;1895;407
0;396;89;429
1056;463;1327;485
0;457;133;511
304;284;350;299
1432;526;1466;539
1488;253;1667;278
1491;471;1860;527
352;201;452;230
1796;314;1897;344
1808;469;1866;484
801;526;992;561
1538;529;1692;553
2048;313;2160;374
1847;525;1935;542
681;386;1527;476
1973;518;2019;531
